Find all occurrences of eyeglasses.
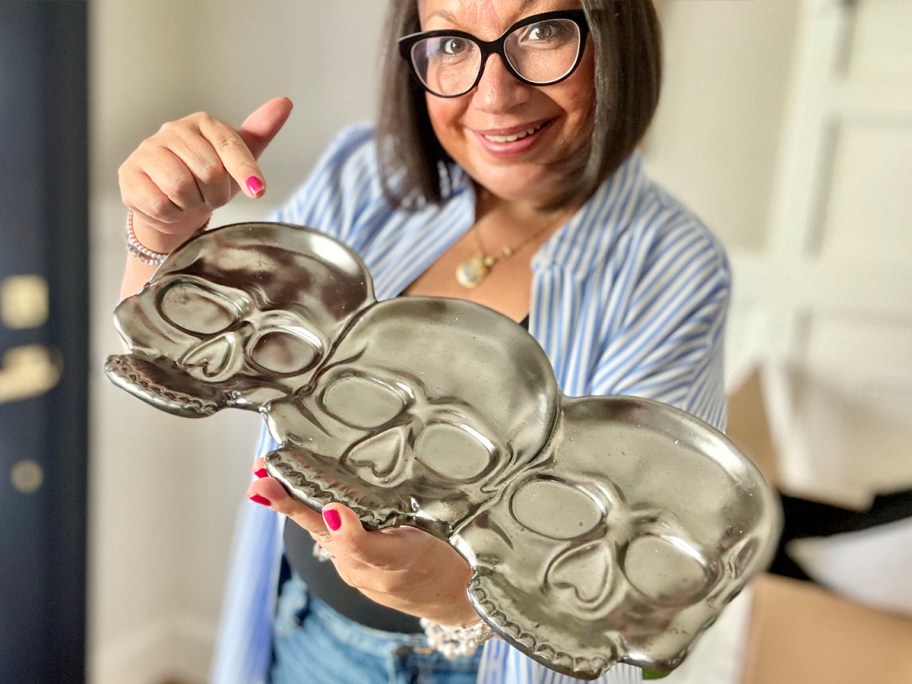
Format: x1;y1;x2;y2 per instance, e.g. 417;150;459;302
398;9;590;98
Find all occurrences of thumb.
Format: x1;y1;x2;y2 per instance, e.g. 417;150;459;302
238;96;294;160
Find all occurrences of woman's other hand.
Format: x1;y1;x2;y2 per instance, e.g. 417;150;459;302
247;458;480;628
118;96;294;254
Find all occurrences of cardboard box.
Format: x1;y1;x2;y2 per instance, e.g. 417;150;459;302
741;574;912;684
728;371;912;683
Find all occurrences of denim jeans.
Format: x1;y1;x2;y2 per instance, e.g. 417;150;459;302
270;574;483;684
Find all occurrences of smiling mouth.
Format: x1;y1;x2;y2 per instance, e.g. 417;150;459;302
481;121;549;144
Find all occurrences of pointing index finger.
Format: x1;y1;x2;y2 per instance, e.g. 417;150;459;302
196;115;265;199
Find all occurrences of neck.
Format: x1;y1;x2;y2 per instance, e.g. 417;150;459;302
474;186;577;247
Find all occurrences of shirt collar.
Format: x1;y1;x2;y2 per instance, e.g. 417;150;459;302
447;153;646;275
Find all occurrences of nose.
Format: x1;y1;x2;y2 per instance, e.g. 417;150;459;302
344;425;412;487
472;53;530;112
181;328;247;382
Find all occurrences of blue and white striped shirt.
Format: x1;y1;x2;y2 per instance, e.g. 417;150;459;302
211;124;730;684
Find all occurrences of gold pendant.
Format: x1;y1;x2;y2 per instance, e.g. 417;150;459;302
456;255;489;289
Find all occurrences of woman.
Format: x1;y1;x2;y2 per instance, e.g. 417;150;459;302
117;1;729;682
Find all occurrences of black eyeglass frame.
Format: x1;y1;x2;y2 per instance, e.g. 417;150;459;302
398;9;590;98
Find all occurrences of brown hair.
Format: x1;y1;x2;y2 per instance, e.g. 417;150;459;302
376;0;662;210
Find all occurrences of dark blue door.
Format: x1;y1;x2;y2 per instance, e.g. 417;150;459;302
0;2;89;682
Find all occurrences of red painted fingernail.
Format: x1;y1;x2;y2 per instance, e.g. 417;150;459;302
323;508;342;532
246;176;264;196
254;467;268;479
249;493;271;506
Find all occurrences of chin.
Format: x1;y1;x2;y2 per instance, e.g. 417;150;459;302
477;173;561;204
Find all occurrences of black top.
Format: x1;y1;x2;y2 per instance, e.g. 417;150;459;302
283;313;530;632
284;520;424;632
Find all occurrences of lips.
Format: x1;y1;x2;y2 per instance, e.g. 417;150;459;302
473;119;553;156
481;121;548;143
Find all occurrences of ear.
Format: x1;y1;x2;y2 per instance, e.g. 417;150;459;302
104;353;231;418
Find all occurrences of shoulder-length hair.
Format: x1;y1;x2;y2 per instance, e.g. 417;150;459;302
376;0;662;211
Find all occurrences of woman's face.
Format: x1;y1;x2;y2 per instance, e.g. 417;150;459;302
416;0;596;206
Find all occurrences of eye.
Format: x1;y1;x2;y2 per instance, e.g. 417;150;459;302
519;19;573;45
321;375;407;429
413;423;495;483
247;330;322;376
158;281;242;335
424;36;473;62
622;535;715;606
510;478;604;540
441;37;470;56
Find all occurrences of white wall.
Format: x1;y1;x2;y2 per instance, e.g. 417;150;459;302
642;0;800;251
88;2;386;682
640;1;802;392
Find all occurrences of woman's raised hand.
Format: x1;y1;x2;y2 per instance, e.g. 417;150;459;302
118;96;294;253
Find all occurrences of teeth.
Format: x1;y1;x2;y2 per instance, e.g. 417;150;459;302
483;122;545;143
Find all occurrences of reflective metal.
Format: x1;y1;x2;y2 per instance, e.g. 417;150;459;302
105;222;781;680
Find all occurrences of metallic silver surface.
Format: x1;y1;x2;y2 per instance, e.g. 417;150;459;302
105;222;781;679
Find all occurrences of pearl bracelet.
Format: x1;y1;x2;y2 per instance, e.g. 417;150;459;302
125;210;169;266
420;617;495;659
125;210;210;266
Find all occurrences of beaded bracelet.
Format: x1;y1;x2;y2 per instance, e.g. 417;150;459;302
420;617;495;659
125;210;210;266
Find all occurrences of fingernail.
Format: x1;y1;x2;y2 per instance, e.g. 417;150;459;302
246;176;264;196
249;493;271;506
323;508;342;532
254;467;268;479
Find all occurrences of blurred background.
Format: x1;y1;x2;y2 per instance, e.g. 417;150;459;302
1;0;910;682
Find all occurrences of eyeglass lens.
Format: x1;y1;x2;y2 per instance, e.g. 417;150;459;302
410;17;582;97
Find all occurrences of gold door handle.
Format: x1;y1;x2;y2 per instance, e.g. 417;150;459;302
1;275;49;330
0;344;61;404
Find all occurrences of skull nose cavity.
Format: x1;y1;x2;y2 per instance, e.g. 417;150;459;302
181;334;245;381
344;428;408;484
549;542;614;606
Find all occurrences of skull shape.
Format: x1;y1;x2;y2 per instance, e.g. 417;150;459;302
455;396;780;679
106;222;782;680
265;296;560;532
105;223;373;416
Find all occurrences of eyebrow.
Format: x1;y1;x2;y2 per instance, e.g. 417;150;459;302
425;0;547;27
425;8;458;24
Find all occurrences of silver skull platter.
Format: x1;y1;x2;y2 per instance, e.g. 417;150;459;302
105;222;781;680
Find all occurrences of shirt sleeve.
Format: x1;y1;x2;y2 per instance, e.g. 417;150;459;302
589;214;731;430
272;123;384;247
209;428;284;684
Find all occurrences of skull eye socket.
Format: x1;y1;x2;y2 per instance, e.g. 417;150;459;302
622;535;715;606
248;330;323;376
159;281;243;335
510;478;605;540
414;423;495;482
321;375;407;429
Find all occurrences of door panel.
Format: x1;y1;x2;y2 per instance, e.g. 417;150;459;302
0;3;89;682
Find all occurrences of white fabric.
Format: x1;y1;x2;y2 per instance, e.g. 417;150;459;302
788;517;912;618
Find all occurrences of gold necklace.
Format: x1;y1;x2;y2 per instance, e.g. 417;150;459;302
455;221;555;289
